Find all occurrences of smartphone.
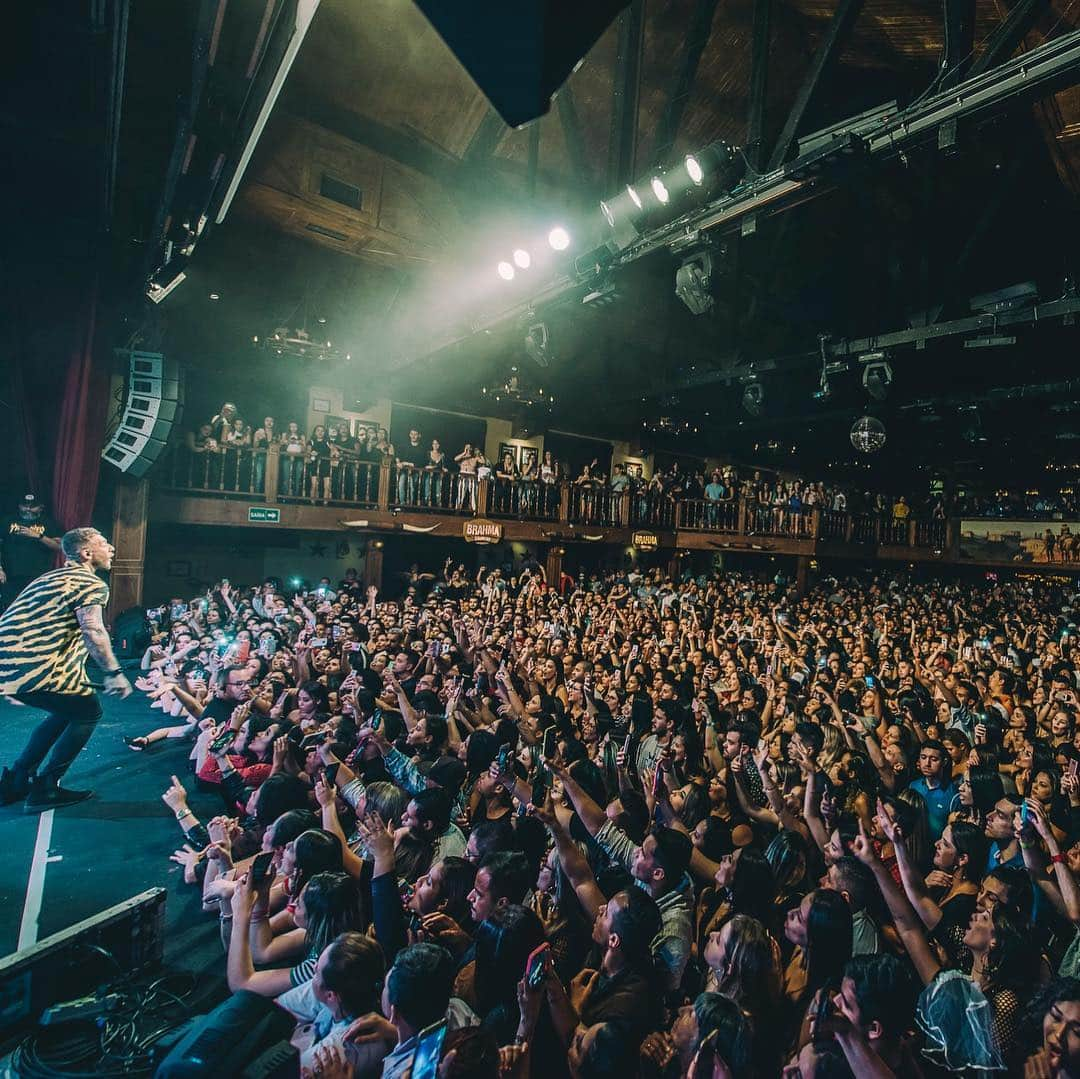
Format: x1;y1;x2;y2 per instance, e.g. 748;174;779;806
349;641;364;652
249;850;275;888
812;984;837;1049
525;942;550;989
411;1019;448;1079
300;731;329;751
531;765;549;808
170;603;189;620
331;625;342;641
542;726;557;761
1070;759;1078;779
310;638;328;648
210;727;236;754
497;743;511;774
865;675;876;688
259;635;277;658
371;711;382;733
1021;800;1029;825
653;760;665;799
325;762;340;788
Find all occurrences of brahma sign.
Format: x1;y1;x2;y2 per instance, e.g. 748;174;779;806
463;519;503;544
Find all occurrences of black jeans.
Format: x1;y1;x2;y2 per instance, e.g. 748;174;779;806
12;690;103;785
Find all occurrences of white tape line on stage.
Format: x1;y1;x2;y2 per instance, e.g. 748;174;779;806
18;809;54;949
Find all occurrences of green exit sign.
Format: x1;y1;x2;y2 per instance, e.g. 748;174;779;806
248;506;281;523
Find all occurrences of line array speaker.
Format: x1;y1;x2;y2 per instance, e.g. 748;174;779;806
101;350;184;478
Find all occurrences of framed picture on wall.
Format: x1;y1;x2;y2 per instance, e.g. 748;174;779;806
312;398;331;413
520;446;538;476
625;462;643;479
326;415;350;436
498;443;520;469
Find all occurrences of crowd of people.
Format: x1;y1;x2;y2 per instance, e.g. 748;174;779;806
112;552;1080;1078
956;489;1080;522
184;401;935;525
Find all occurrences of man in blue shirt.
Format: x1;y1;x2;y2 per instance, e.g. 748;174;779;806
704;471;725;526
907;741;956;841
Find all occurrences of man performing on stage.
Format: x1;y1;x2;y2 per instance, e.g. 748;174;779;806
0;527;132;812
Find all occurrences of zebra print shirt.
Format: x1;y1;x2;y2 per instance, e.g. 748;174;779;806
0;565;109;697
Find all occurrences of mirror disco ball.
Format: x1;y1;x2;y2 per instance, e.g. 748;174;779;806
850;415;886;452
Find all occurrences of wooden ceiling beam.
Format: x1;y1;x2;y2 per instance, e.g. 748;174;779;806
940;0;976;89
651;0;721;166
607;0;645;188
746;0;773;172
463;107;506;164
556;85;594;190
969;0;1044;77
767;0;867;170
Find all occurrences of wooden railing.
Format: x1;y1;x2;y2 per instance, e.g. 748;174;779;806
156;448;948;550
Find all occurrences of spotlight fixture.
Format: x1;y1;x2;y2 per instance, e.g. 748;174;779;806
599;188;645;251
513;249;531;269
683;141;745;195
146;270;186;304
742;381;764;417
524;322;551;368
650;173;670;205
548;226;570;251
861;357;893;401
674;253;714;316
497;261;515;281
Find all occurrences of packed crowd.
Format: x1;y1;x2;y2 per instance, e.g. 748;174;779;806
123;556;1080;1078
185;400;932;522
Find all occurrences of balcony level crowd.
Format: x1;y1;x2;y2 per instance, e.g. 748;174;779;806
148;445;953;553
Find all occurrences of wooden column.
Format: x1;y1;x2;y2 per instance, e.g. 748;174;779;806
108;477;149;622
545;544;564;588
558;482;570;523
377;461;391;510
477;478;491;516
363;541;384;593
264;450;280;503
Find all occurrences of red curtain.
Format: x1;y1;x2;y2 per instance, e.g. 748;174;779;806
51;276;111;531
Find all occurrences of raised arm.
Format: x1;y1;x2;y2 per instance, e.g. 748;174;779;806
851;823;941;987
534;796;605;920
557;764;609;836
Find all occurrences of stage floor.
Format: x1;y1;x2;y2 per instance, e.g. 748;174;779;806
0;692;224;973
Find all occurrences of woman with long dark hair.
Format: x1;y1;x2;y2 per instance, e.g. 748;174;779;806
782;888;853;1024
696;846;778;955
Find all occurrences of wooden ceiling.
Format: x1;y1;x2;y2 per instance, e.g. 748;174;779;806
231;0;1080;270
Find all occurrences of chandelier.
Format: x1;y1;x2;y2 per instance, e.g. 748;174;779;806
480;366;554;409
254;326;350;363
642;416;699;436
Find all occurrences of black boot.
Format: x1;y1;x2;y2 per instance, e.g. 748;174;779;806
23;780;93;813
0;766;30;806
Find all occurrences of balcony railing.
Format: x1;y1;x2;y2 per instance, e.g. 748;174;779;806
155;449;949;551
